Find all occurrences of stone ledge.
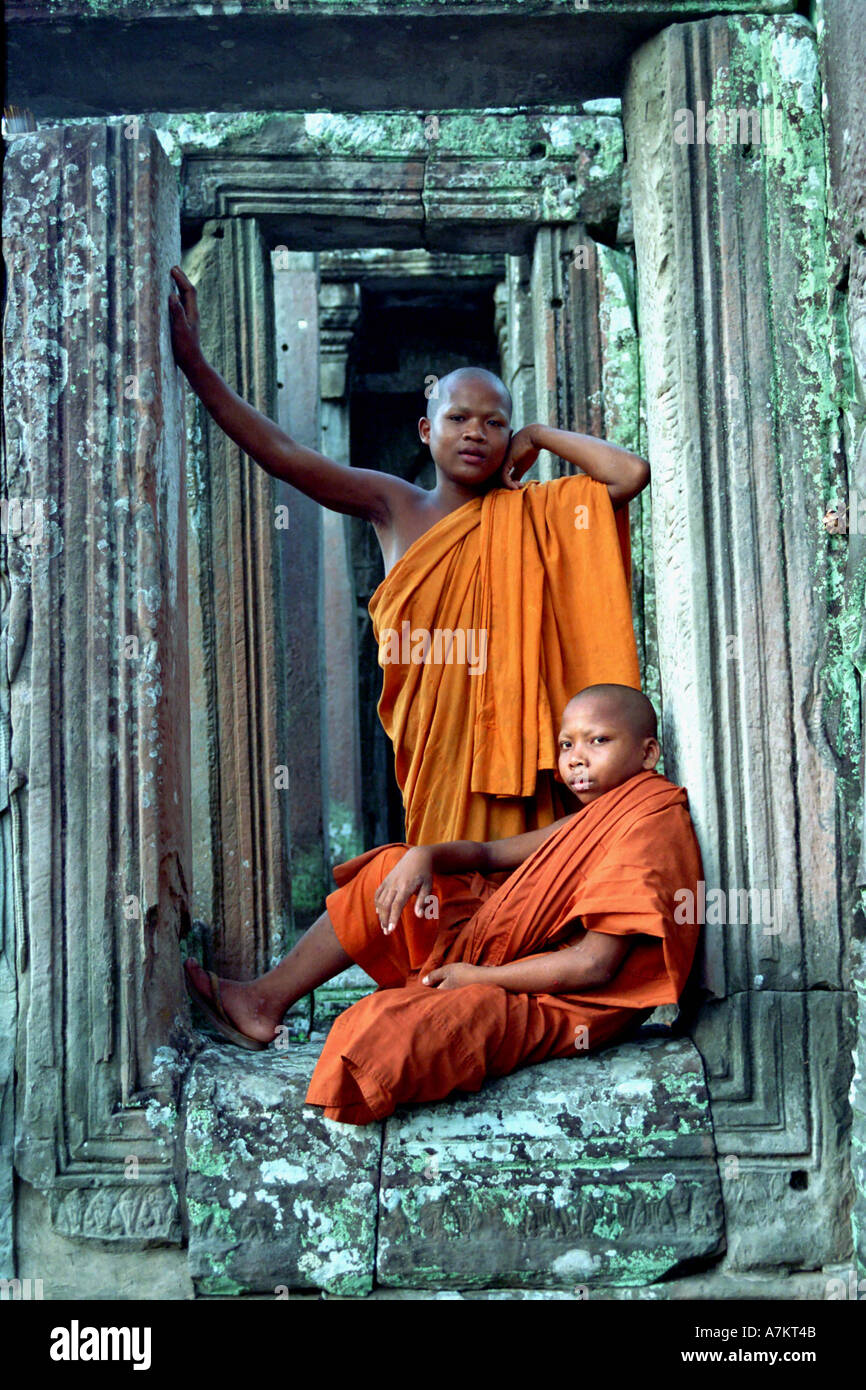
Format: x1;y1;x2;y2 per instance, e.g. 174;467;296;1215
183;1033;723;1296
197;1266;856;1301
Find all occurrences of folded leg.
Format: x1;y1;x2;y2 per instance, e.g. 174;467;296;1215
305;978;649;1124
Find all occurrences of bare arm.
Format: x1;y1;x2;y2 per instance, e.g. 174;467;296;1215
431;820;569;876
374;819;572;933
169;266;414;524
424;929;632;993
503;422;650;509
183;355;411;521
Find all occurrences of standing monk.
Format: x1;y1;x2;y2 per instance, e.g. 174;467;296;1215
169;266;648;843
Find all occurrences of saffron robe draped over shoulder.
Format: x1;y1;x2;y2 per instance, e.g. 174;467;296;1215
305;770;703;1125
369;473;640;845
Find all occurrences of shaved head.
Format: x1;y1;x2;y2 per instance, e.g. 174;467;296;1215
425;367;512;424
566;684;658;741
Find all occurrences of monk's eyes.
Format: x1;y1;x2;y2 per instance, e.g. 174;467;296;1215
592;737;609;745
447;414;505;426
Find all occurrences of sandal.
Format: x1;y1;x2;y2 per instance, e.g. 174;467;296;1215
185;965;270;1052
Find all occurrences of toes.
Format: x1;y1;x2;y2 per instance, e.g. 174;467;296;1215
184;959;211;1000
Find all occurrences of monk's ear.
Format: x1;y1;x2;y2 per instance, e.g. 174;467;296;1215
418;416;432;444
642;738;661;771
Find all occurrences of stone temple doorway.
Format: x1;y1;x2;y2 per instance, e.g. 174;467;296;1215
3;6;863;1299
347;258;505;852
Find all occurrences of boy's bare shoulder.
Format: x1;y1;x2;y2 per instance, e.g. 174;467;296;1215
372;477;465;570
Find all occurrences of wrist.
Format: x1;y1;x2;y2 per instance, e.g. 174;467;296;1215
180;350;208;385
407;844;435;871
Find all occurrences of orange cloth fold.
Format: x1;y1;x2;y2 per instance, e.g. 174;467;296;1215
305;770;703;1124
369;474;640;844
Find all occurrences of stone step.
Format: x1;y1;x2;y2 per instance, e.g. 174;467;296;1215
310;964;378;1032
183;1033;723;1296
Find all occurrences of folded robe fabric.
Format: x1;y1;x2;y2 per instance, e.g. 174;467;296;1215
305;769;703;1124
369;474;640;845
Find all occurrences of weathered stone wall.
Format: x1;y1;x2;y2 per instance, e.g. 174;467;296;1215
2;122;191;1261
811;0;866;1276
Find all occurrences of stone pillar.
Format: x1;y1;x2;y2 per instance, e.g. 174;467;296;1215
525;223;658;708
2;121;189;1246
815;0;866;1277
272;251;328;933
497;255;537;434
319;281;363;868
625;14;855;1268
184;219;293;977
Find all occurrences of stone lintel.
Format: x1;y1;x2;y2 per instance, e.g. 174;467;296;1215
8;4;796;119
319;248;506;288
173;109;623;251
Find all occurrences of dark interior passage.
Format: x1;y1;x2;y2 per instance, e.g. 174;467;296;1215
347;269;504;848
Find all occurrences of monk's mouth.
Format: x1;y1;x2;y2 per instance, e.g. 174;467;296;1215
458;450;487;462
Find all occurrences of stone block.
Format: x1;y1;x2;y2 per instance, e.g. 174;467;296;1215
695;990;856;1270
311;965;376;1032
377;1036;723;1289
184;1045;380;1297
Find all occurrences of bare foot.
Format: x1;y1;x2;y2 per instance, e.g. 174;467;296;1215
184;959;285;1044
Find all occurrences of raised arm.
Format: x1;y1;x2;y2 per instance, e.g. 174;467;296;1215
503;422;650;509
169;266;413;524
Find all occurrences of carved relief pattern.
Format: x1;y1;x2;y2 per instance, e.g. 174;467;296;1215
3;123;189;1236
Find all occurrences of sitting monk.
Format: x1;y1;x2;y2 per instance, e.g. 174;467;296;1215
184;685;704;1124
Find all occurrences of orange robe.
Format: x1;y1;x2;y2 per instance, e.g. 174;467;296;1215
305;770;703;1124
369;474;640;844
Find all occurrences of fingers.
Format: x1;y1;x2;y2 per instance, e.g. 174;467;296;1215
385;888;409;934
373;882;392;933
421;968;442;986
170;265;199;320
413;876;433;916
374;879;407;935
